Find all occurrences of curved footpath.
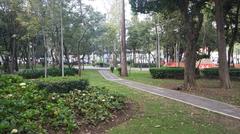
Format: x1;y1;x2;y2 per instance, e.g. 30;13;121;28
98;70;240;120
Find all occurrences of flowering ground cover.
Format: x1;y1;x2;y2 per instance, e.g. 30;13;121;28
0;75;126;133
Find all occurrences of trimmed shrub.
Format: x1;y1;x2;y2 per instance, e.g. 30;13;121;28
18;68;78;79
201;68;240;79
37;79;89;93
149;67;184;79
132;63;156;68
0;75;23;89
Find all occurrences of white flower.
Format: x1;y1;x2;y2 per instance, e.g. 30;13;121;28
19;83;26;86
21;86;26;89
102;99;106;102
77;90;81;94
7;94;13;97
52;97;56;100
110;96;114;99
82;93;86;96
11;129;18;133
74;89;78;92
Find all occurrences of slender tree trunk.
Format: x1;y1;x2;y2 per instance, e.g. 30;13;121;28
77;43;81;76
227;1;239;67
215;0;231;89
133;48;136;64
120;0;128;76
148;52;151;67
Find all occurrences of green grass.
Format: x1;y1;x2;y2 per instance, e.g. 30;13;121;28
81;70;240;134
116;70;240;106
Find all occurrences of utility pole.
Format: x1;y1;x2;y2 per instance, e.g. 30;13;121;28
60;0;64;77
120;0;128;76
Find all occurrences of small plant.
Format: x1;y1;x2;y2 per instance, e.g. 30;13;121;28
110;66;114;73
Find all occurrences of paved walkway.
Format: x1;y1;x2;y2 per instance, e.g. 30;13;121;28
99;70;240;120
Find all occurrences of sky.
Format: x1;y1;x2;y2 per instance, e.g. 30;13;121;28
82;0;132;21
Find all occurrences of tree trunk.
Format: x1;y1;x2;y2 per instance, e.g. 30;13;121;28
133;48;136;64
120;0;128;76
77;43;81;76
148;52;151;67
227;0;239;67
215;0;231;89
179;0;203;90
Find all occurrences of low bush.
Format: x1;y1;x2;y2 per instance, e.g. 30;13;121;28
0;75;23;89
201;68;240;79
37;79;89;93
0;78;125;133
0;82;76;133
149;67;184;79
18;68;78;79
131;63;156;68
63;87;125;125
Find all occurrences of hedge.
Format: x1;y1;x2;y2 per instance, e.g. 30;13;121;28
18;68;78;79
132;63;156;68
149;67;184;79
201;68;240;79
37;79;89;93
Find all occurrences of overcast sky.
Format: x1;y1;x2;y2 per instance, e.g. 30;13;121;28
82;0;132;20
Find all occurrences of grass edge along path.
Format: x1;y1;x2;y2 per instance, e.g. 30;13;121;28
81;70;240;134
117;70;240;106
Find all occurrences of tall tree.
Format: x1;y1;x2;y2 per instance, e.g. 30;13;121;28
130;0;206;89
214;0;231;89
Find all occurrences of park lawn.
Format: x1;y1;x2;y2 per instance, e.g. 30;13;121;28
81;70;240;134
116;70;240;106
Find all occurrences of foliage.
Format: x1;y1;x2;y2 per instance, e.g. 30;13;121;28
0;75;23;89
18;68;78;79
0;76;125;133
37;79;89;93
63;86;125;125
132;63;156;68
0;82;76;133
201;68;240;79
149;67;184;79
